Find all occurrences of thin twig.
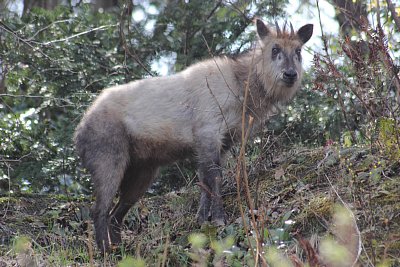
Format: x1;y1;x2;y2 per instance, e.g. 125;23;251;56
0;21;52;60
1;161;12;219
28;19;73;41
119;4;153;76
161;234;169;267
42;24;118;45
196;181;215;197
324;174;362;267
316;0;357;142
201;34;243;150
376;0;382;29
234;113;255;258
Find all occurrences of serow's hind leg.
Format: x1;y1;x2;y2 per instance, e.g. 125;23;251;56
91;160;127;253
109;165;159;245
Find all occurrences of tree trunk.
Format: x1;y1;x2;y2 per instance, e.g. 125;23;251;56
0;61;6;94
0;0;6;11
23;0;62;15
93;0;119;11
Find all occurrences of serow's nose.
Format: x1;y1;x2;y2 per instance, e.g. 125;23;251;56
282;69;297;86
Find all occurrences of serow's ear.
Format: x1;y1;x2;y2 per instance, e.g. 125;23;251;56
297;24;313;44
256;19;269;39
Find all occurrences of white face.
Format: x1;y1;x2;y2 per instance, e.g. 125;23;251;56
268;41;303;88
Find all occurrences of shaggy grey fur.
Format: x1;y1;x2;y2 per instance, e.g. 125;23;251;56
74;19;313;252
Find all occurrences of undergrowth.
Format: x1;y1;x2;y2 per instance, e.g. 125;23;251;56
1;144;399;266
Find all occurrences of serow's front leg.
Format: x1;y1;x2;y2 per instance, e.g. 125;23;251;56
197;157;226;226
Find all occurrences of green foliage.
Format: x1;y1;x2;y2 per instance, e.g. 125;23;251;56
265;248;293;267
378;117;400;161
188;232;208;249
318;205;359;267
312;12;400;147
1;5;135;193
269;83;336;146
150;0;288;71
12;235;32;254
118;256;146;267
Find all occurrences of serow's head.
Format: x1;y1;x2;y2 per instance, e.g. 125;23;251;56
255;19;313;100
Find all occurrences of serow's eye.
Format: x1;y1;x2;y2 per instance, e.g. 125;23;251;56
295;48;301;57
272;47;281;57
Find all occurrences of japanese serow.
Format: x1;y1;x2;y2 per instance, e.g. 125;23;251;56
74;19;313;252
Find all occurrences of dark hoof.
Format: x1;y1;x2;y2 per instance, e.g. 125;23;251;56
97;241;111;255
109;229;122;245
109;218;123;245
197;212;210;225
211;217;226;226
97;240;122;255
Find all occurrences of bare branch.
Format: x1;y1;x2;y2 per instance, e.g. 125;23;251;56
41;24;118;45
0;20;52;60
118;4;154;77
324;174;362;267
28;19;73;41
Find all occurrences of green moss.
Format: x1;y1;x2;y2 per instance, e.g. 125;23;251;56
295;195;335;231
0;196;20;204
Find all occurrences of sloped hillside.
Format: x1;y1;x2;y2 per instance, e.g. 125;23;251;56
0;145;399;266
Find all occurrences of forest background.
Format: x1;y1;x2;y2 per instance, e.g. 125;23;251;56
0;0;399;266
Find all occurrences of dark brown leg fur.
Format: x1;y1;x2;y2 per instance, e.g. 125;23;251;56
109;164;159;245
91;159;127;253
196;140;226;225
197;161;226;225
